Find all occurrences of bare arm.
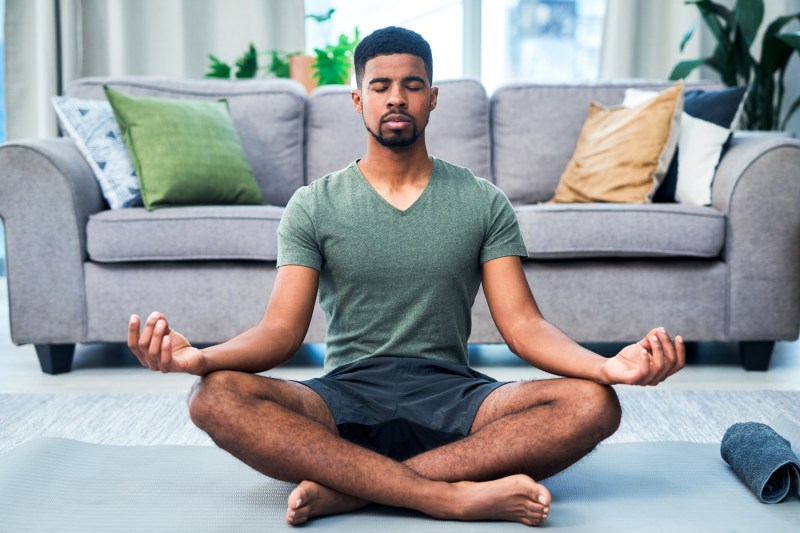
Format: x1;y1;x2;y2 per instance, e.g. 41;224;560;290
481;256;684;386
128;265;320;375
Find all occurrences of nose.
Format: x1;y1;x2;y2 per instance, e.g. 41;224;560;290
386;86;407;108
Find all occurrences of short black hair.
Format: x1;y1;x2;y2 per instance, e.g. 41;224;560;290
354;26;433;88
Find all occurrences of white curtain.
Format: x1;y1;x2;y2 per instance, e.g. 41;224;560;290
599;0;705;80
4;0;305;140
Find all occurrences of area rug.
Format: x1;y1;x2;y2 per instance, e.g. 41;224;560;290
1;390;799;531
1;437;799;532
2;389;799;453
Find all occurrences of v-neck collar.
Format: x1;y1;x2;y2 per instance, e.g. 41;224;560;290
353;157;438;216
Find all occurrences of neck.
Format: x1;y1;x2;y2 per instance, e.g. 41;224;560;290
359;135;432;186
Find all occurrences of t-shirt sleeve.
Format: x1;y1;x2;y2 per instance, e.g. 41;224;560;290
277;188;323;270
479;181;528;265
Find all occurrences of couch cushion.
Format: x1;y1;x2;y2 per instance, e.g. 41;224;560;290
515;203;725;259
51;96;141;209
306;79;491;183
65;77;306;206
103;86;263;211
491;80;722;205
87;206;284;262
551;81;683;204
624;86;747;205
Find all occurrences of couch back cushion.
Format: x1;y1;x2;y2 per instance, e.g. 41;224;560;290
306;79;491;182
491;80;720;204
65;77;306;206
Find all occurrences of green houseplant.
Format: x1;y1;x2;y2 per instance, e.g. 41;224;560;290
205;9;359;87
669;0;800;131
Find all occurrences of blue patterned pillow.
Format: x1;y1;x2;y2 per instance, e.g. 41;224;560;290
51;96;142;209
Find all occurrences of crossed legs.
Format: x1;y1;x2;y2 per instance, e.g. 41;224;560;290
188;370;621;527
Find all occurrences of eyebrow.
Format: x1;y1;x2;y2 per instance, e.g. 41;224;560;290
368;76;427;85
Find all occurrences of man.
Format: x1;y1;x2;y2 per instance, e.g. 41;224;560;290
128;27;684;527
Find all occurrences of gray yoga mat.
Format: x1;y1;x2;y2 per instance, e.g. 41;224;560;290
1;438;798;532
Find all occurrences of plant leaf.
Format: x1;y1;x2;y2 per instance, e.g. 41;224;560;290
731;26;754;84
733;0;764;47
668;58;707;80
708;44;740;86
235;43;258;79
206;54;231;79
310;28;360;86
680;20;697;52
269;51;291;79
761;13;800;74
305;8;335;23
691;0;734;62
777;31;800;50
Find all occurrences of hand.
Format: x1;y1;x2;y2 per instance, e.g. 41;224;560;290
128;312;207;375
600;327;685;386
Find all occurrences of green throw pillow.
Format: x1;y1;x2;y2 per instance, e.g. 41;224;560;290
103;86;263;210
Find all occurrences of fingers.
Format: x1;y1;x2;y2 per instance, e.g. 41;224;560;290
675;335;686;371
159;332;169;372
127;314;145;367
128;311;171;371
646;332;666;385
644;327;686;385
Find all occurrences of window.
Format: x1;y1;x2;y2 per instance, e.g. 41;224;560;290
304;0;464;83
482;0;607;93
304;0;607;93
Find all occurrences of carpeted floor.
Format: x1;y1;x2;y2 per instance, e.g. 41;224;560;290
1;389;799;532
2;389;799;454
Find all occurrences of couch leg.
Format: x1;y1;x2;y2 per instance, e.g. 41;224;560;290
739;341;774;371
34;344;75;374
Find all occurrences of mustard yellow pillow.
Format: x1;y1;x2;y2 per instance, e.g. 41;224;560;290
550;80;683;204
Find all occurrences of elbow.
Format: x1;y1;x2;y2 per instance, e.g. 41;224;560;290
502;315;546;357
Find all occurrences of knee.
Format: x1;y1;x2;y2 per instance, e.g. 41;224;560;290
574;380;622;439
187;370;240;430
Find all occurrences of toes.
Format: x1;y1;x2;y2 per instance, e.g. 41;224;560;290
286;484;311;525
287;507;310;526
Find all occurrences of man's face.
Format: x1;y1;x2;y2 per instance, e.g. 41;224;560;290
352;53;438;148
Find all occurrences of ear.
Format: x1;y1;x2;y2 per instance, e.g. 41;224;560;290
352;89;363;114
430;86;439;111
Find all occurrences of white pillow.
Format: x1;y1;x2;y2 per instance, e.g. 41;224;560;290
52;96;142;209
673;114;730;205
623;88;729;206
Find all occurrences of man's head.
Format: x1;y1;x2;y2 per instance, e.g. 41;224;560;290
354;27;433;89
352;27;437;149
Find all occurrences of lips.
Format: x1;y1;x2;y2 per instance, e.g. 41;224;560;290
383;113;411;123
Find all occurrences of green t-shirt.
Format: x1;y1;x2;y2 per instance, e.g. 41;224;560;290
277;157;527;372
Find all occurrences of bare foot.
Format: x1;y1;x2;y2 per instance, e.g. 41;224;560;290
442;474;551;527
286;480;369;525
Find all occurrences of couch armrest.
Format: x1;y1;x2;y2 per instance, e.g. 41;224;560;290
0;138;106;344
711;137;800;340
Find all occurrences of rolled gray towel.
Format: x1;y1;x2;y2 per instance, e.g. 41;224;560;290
721;422;800;504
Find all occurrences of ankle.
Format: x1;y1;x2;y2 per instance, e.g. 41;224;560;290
421;481;466;520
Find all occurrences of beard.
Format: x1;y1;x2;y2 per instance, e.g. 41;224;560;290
364;112;425;148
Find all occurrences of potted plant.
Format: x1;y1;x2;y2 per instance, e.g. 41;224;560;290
204;9;360;92
669;0;800;131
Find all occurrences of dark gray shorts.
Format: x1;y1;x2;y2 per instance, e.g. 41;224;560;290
299;356;507;461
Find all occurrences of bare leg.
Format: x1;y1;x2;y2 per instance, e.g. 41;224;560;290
295;378;620;523
188;371;550;526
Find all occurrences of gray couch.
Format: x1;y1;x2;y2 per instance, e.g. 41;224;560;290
1;77;799;374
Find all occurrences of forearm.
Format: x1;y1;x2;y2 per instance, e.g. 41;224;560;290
505;317;607;383
200;322;301;375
